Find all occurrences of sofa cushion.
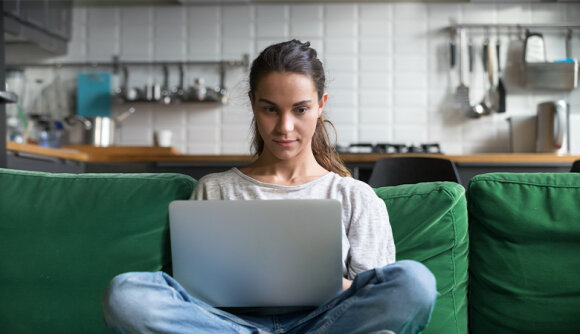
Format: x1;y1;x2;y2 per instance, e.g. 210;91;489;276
468;173;580;334
375;182;468;334
0;169;196;333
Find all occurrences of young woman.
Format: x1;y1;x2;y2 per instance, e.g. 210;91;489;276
103;40;437;334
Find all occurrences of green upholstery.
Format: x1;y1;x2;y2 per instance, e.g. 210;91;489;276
467;173;580;333
375;182;468;334
0;169;196;333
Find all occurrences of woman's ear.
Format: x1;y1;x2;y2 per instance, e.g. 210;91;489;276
318;93;328;117
248;91;254;106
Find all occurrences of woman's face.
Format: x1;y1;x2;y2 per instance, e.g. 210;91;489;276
251;72;327;162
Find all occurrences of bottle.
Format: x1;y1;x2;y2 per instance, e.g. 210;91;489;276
193;78;207;102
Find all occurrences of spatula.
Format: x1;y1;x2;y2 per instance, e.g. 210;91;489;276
496;38;506;113
454;30;478;118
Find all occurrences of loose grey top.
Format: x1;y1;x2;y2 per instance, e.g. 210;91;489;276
191;168;396;279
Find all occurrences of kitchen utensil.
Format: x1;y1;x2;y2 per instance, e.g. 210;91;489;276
454;30;478;118
467;37;489;117
161;65;172;104
507;115;537;153
65;107;135;147
477;36;492;115
496;38;506;113
524;30;546;63
482;39;497;114
76;73;112;118
536;100;568;154
172;64;186;103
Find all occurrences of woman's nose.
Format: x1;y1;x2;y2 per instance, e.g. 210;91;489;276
276;112;294;133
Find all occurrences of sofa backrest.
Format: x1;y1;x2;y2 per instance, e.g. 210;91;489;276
0;169;196;333
467;173;580;334
375;182;468;334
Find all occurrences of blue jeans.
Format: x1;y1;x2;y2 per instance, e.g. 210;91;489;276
102;260;436;334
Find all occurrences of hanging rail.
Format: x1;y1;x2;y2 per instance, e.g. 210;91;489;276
449;24;580;31
5;54;250;72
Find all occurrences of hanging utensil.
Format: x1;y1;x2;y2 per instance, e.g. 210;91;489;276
454;29;479;118
496;36;507;113
477;34;492;115
467;37;488;117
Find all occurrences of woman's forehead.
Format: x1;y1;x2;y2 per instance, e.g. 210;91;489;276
254;72;318;102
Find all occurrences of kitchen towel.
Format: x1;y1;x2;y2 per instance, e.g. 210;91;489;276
77;72;112;117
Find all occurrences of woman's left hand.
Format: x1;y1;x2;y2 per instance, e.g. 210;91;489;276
342;278;352;291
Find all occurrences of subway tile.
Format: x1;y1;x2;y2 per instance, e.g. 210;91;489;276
428;124;461;143
188;7;220;40
359;73;391;90
393;125;428;144
394;39;427;55
256;5;289;38
394;3;427;19
462;4;497;24
222;38;255;59
393;107;428;125
359;125;391;143
394;91;428;108
325;39;357;55
187;125;220;143
187;143;220;155
360;21;391;39
290;5;323;37
394;73;427;90
188;38;220;61
394;55;428;73
120;7;152;61
152;107;187;128
427;4;461;29
325;91;357;108
186;106;221;126
325;19;357;39
323;55;357;73
222;125;252;143
359;91;392;108
359;39;392;55
326;72;357;90
531;3;566;24
325;107;357;125
325;4;357;20
359;4;392;21
223;6;254;39
497;3;532;24
359;108;390;125
334;125;358;144
154;7;186;61
222;105;253;125
359;56;391;72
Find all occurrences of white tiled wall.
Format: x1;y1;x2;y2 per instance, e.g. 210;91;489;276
7;2;580;155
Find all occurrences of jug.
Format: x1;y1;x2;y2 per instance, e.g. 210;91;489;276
536;100;568;154
65;107;135;147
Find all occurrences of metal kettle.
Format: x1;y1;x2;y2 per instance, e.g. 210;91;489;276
536;100;568;154
65;108;135;147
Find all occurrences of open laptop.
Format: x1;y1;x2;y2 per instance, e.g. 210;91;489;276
168;199;343;309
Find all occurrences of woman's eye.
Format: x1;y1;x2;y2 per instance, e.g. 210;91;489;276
296;107;308;114
264;107;276;112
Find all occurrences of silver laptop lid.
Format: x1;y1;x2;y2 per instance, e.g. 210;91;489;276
169;199;342;308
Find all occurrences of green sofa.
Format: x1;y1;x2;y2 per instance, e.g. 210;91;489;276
1;168;579;333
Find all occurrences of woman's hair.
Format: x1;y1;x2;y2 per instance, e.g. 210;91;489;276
248;39;351;177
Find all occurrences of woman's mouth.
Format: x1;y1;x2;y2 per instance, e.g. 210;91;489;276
274;139;297;147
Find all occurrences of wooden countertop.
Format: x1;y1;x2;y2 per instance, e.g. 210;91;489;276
7;142;580;164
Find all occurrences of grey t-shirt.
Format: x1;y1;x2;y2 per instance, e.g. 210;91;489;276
191;168;396;279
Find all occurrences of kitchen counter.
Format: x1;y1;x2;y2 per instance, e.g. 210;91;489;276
6;142;580;164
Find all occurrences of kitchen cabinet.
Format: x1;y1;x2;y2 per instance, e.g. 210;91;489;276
3;0;72;54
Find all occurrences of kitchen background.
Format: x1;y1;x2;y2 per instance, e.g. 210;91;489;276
5;1;580;155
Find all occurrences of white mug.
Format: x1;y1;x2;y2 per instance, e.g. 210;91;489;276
154;129;173;147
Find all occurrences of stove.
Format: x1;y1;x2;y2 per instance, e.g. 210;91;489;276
337;143;442;154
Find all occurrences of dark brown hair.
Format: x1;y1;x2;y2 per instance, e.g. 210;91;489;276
248;39;351;177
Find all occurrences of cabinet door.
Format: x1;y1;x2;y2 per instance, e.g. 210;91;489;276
20;0;48;30
47;0;72;40
3;0;19;16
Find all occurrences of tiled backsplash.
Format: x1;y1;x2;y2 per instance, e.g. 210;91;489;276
6;2;580;154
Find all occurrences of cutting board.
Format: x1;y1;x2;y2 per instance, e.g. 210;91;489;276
76;73;112;117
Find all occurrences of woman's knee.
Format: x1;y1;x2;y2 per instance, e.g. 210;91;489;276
378;260;437;313
102;272;163;326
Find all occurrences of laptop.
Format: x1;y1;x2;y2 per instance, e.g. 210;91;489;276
168;199;343;309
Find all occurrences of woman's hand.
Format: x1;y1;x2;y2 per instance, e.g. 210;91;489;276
342;278;352;291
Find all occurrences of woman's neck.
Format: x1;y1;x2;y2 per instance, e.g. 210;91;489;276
241;152;329;186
